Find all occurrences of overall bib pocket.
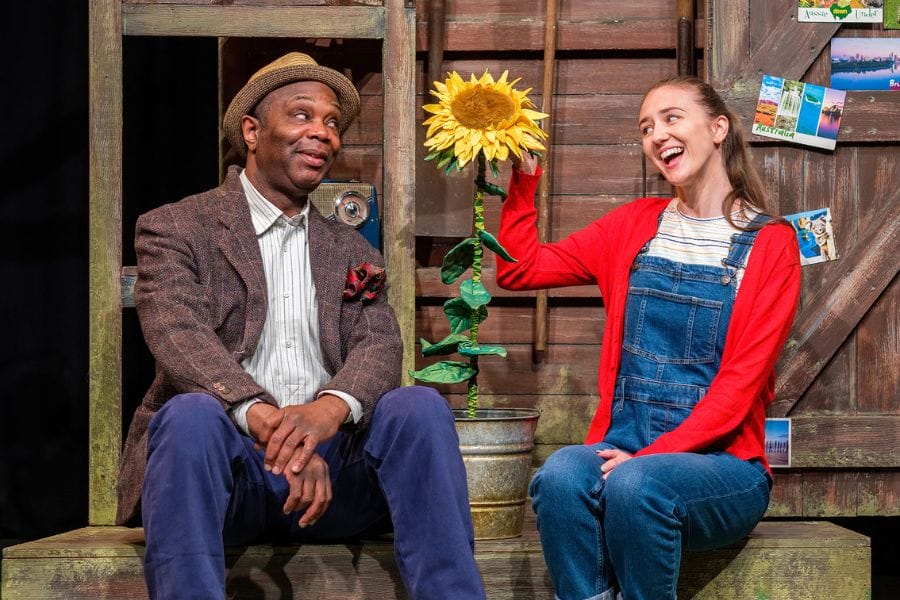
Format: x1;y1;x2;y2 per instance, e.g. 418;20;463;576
623;287;722;364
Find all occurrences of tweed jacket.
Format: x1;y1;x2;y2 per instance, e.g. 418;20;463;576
115;166;402;525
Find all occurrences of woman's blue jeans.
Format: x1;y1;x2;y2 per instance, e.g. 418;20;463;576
529;444;770;600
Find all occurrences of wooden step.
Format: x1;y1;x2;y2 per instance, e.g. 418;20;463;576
2;515;870;599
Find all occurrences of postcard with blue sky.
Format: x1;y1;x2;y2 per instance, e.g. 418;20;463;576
752;75;846;150
798;0;882;23
831;38;900;91
765;419;791;468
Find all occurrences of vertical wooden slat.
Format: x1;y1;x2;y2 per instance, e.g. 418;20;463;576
383;0;417;384
88;0;123;526
855;146;900;415
705;0;749;86
534;0;559;363
794;148;858;415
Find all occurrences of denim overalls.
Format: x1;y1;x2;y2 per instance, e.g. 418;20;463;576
605;212;768;452
530;213;774;600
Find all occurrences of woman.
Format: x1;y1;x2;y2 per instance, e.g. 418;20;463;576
496;77;801;600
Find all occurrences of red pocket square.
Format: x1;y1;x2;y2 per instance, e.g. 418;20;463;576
343;262;386;303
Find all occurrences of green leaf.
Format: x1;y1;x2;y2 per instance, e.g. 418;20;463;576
459;341;508;358
460;279;492;309
408;361;477;384
440;238;477;284
425;150;441;162
478;230;517;263
445;156;461;174
489;159;501;178
436;150;454;169
476;180;508;200
420;333;468;357
444;297;487;334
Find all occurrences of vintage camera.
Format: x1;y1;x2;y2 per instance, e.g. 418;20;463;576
309;181;381;250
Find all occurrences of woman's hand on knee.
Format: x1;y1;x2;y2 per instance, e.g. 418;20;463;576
596;448;633;480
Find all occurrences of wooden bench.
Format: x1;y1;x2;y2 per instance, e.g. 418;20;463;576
2;512;870;599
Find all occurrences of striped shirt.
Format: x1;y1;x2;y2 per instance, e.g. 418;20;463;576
231;170;362;436
646;198;755;288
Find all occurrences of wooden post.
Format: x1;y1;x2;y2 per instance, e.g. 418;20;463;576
676;0;695;76
533;0;558;364
383;0;417;384
426;0;446;90
88;0;123;526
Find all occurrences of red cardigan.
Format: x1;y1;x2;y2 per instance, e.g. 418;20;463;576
495;168;801;470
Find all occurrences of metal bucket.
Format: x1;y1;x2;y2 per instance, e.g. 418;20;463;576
453;408;541;540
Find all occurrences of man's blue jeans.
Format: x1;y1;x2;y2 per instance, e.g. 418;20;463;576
141;387;486;600
529;443;770;600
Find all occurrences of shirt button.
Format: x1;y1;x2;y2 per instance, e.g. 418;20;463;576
286;340;293;348
283;292;290;298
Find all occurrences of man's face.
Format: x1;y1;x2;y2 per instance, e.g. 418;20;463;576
242;80;343;206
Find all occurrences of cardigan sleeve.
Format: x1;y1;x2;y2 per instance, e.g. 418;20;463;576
495;167;605;290
635;224;801;456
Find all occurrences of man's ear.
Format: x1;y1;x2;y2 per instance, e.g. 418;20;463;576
712;114;729;145
241;115;260;153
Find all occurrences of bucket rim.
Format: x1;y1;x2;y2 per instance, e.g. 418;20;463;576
452;407;541;421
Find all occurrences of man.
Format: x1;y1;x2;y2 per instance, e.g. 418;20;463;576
116;52;485;600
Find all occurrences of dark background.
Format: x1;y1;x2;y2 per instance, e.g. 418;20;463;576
0;2;219;547
1;1;897;597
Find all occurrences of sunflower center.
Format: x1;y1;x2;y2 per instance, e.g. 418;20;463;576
450;86;516;129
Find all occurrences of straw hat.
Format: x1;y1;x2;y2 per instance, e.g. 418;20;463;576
223;52;361;157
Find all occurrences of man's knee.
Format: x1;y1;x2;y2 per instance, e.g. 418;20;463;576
148;393;229;442
375;386;454;431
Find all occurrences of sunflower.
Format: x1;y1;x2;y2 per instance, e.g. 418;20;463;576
423;70;548;170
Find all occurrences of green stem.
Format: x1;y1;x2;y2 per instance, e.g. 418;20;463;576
467;154;487;418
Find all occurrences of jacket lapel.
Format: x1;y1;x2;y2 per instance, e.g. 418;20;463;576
216;168;268;352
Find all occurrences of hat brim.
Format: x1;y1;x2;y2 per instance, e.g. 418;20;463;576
223;63;360;157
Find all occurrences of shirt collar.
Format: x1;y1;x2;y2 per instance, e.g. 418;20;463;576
240;169;309;235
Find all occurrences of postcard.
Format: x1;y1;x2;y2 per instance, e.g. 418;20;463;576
765;418;791;469
752;75;846;150
798;0;882;22
784;207;839;266
886;0;900;29
831;38;900;91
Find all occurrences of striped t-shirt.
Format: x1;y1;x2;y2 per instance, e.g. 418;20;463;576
645;198;756;289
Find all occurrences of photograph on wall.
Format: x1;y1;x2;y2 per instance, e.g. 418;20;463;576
752;75;846;150
798;0;883;22
886;0;900;28
765;418;792;469
784;207;839;265
831;38;900;90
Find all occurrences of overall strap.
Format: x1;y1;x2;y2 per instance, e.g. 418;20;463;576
722;213;770;270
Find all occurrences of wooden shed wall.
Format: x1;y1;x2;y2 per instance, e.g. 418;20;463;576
407;0;899;517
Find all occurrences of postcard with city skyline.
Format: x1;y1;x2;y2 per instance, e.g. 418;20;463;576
886;0;900;29
784;207;840;266
798;0;882;22
752;75;846;150
831;38;900;91
765;419;791;469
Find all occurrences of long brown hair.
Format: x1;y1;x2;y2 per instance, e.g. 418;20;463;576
643;76;775;228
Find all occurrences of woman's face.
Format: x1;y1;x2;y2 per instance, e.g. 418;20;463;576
638;85;729;191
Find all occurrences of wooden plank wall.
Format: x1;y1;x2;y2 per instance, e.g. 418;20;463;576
738;0;899;516
413;0;690;452
408;0;899;517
